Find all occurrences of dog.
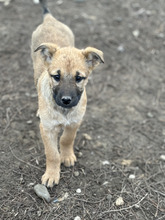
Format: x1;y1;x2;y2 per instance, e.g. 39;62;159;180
31;0;104;187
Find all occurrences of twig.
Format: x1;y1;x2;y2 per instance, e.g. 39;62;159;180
3;107;17;134
3;104;29;134
9;145;42;171
150;187;165;197
157;215;165;220
101;193;148;214
155;195;159;217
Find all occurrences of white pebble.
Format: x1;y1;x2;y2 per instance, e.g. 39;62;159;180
147;112;154;118
74;171;80;177
102;181;109;185
160;155;165;161
102;160;110;165
76;188;81;193
132;30;140;38
136;8;145;16
74;216;81;220
115;197;124;206
77;152;83;158
134;204;140;209
117;45;125;52
83;133;92;140
33;0;39;4
56;0;63;5
26;120;32;124
162;129;165;136
129;174;135;179
27;182;35;187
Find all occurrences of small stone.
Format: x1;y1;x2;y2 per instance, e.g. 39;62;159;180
129;174;135;179
2;94;10;101
102;181;109;186
106;194;112;201
146;10;155;16
147;112;154;118
27;182;35;187
36;159;39;165
25;92;30;97
114;17;122;23
95;141;105;148
26;120;32;124
76;188;81;194
4;0;11;6
56;0;63;5
121;159;132;166
31;93;37;98
162;129;165;136
136;8;145;15
37;210;42;217
117;45;125;52
160;155;165;161
20;175;25;184
74;171;80;177
134;204;140;209
34;184;51;202
55;192;69;202
157;33;164;39
115;197;124;206
33;0;39;4
83;133;92;140
77;152;83;158
102;160;110;165
74;216;81;220
132;30;140;38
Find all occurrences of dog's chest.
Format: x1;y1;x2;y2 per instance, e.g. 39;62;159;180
39;106;82;130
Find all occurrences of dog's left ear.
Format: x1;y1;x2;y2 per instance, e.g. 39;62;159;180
34;43;59;64
83;47;104;70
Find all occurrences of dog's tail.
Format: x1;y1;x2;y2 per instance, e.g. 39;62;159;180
39;0;50;15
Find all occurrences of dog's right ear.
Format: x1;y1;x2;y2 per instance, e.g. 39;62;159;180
34;43;59;64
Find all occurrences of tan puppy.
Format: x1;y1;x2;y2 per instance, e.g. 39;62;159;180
31;0;104;187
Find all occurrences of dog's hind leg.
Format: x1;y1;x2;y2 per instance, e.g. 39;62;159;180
60;124;80;167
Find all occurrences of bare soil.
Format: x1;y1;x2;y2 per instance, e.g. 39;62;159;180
0;0;165;219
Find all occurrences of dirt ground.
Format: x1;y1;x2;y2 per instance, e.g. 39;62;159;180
1;0;165;219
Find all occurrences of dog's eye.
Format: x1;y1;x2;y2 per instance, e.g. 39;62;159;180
75;75;82;83
75;75;86;83
51;74;60;82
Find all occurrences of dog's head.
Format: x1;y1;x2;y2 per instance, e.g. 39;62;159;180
35;43;104;109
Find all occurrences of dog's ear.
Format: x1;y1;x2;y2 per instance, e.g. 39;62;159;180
83;47;104;70
34;43;59;64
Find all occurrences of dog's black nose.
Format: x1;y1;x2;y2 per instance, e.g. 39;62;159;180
61;96;72;105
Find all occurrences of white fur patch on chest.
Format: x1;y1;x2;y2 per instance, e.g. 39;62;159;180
39;105;84;130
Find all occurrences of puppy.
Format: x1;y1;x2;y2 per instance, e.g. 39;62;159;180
31;0;104;187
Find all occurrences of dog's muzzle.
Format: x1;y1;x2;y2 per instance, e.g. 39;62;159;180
53;87;83;109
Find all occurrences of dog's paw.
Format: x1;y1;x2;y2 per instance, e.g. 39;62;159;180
41;169;60;188
60;153;77;167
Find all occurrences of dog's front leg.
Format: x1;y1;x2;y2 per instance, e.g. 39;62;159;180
60;123;80;167
40;123;61;187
